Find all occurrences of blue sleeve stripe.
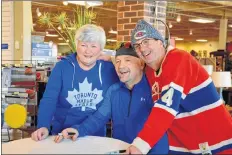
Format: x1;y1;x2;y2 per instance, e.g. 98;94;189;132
178;82;220;113
154;103;178;116
189;77;212;94
176;99;223;119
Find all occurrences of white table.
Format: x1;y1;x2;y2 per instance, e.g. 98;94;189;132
2;136;130;154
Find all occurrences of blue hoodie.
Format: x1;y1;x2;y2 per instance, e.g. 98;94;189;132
75;74;169;154
37;53;119;136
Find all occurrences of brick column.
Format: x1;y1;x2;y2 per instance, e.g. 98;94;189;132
117;1;167;42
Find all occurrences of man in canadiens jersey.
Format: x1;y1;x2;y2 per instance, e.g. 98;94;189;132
125;19;232;154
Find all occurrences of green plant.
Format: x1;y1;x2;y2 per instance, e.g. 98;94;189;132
37;6;96;52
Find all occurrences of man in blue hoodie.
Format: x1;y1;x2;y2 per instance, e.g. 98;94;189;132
55;42;169;154
31;24;118;141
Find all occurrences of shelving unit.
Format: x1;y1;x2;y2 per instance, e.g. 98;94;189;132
2;61;38;141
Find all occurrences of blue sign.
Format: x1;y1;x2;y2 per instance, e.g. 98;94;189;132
32;43;52;56
1;44;8;49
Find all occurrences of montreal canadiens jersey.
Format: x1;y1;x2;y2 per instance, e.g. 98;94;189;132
132;48;232;154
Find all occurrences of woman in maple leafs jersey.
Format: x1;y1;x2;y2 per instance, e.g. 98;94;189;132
125;19;232;154
31;24;118;141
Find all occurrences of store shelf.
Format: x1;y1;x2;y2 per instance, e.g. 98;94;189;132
2;63;38;141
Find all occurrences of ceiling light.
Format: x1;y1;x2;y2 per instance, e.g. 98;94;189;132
58;26;61;30
67;1;103;7
63;1;68;5
58;38;63;40
189;29;193;35
107;39;117;42
229;24;232;28
189;18;215;23
109;29;117;34
45;31;49;35
66;40;69;43
37;12;41;17
176;15;181;22
36;8;41;17
196;39;208;42
46;34;59;37
67;1;85;5
85;1;103;8
175;38;184;41
168;22;173;28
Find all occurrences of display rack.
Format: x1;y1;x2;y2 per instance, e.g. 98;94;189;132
2;60;37;141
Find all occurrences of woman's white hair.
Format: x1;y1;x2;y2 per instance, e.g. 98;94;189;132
75;24;106;50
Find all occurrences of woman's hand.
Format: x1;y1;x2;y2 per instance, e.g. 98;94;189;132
31;127;49;141
54;128;79;143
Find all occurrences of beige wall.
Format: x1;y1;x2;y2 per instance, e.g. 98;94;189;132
13;1;32;62
176;41;219;54
176;37;232;55
2;1;14;63
14;1;24;60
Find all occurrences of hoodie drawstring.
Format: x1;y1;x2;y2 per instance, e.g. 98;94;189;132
99;62;102;86
71;62;75;89
63;55;102;88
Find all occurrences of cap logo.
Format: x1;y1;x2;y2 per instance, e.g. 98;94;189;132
134;30;147;40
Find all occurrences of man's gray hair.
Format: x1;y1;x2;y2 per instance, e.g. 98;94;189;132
75;24;106;50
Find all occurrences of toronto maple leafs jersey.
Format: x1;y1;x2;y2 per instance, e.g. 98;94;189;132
131;48;232;154
37;53;119;136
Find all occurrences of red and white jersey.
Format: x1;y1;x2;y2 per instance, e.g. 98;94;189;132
132;48;232;154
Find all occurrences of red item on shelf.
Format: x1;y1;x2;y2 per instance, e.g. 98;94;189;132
25;68;33;75
11;81;36;86
26;89;35;99
36;72;41;81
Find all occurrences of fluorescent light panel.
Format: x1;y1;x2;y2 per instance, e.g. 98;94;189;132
46;34;59;37
196;39;208;42
175;38;184;41
189;18;215;23
107;39;117;42
109;30;118;34
67;1;103;7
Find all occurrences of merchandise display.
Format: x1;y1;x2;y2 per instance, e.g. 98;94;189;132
1;62;38;140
